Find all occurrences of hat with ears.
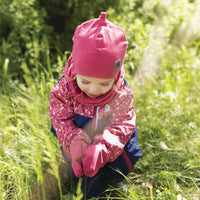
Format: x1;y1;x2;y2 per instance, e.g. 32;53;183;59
72;12;128;79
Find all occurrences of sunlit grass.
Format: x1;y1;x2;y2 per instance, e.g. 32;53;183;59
0;54;65;199
1;43;199;199
127;44;200;199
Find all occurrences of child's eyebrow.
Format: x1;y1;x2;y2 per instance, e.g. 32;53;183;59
101;80;113;84
101;79;114;83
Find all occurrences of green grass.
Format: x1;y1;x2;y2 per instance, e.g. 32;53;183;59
1;44;199;199
127;45;200;199
0;55;66;199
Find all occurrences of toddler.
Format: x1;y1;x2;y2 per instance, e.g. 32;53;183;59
49;12;142;199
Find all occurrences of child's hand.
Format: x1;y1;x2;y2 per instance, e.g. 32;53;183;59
70;133;91;177
83;143;109;177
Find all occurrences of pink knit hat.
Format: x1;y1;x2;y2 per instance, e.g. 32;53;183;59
72;12;128;79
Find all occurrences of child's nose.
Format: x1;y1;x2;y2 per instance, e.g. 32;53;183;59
88;85;99;94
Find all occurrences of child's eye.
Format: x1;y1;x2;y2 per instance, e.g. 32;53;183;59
101;83;109;86
82;80;89;84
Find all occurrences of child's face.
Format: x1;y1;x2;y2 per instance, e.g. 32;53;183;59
76;74;115;98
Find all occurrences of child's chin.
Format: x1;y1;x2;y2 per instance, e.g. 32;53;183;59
86;93;101;98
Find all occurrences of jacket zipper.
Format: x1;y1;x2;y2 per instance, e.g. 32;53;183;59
91;106;99;132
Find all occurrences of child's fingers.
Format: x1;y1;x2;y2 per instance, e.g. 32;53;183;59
72;161;83;177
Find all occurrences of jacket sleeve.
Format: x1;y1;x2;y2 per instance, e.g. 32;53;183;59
95;89;136;162
49;77;90;158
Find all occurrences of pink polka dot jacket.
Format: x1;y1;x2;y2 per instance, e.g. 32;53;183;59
49;74;142;166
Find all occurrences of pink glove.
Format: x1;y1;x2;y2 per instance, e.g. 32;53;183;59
70;133;91;177
83;143;109;177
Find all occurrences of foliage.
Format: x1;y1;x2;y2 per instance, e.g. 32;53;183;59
0;0;118;82
38;0;120;50
0;0;200;199
132;44;200;199
0;0;52;81
106;0;197;77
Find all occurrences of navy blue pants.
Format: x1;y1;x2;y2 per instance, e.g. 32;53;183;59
64;155;129;199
